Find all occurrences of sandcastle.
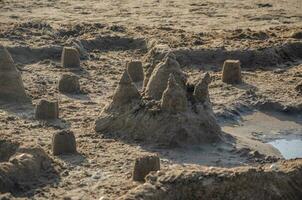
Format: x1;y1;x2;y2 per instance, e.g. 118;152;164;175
58;74;81;94
52;130;77;156
35;99;59;120
133;155;160;182
95;49;221;146
222;60;242;84
61;47;80;68
0;45;30;103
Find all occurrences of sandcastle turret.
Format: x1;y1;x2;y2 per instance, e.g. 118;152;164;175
127;61;144;83
0;45;30;102
58;74;81;94
222;60;242;84
108;69;141;110
145;54;186;100
35;99;59;120
132;155;160;182
61;47;80;68
161;74;187;113
52;130;77;156
193;72;211;104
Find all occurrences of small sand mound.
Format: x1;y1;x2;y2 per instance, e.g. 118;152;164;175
95;50;221;146
35;99;59;120
107;69;141;111
0;45;30;103
52;130;77;156
160;74;187;113
0;146;52;193
58;74;80;94
0;140;19;162
133;155;160;182
61;47;80;68
222;60;242;84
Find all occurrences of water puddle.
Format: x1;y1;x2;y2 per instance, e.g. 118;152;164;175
221;111;302;159
221;111;302;138
268;139;302;159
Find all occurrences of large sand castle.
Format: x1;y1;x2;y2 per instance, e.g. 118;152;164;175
95;48;221;146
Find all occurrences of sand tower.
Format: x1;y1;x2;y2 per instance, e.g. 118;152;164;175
127;61;144;83
160;74;187;113
0;45;30;103
35;99;59;120
145;54;186;100
58;74;81;94
61;47;80;68
133;155;160;182
222;60;242;84
52;130;77;156
95;47;221;146
107;69;141;111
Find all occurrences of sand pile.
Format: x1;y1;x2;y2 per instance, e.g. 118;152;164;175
107;70;141;111
143;44;171;88
0;146;52;193
58;74;81;94
121;159;302;200
61;47;80;68
133;155;160;182
35;99;59;120
0;140;19;162
95;50;221;146
145;54;186;100
52;130;77;156
222;60;242;84
0;45;30;103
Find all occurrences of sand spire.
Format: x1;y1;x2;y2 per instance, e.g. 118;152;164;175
0;45;30;102
161;74;187;113
145;54;185;100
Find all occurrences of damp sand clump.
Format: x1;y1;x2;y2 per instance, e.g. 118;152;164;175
0;145;52;193
0;45;30;103
58;74;81;94
95;50;221;146
222;60;242;84
133;155;160;182
61;47;80;68
35;99;59;120
52;130;77;156
127;61;144;83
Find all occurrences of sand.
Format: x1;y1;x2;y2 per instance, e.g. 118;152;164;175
0;0;301;199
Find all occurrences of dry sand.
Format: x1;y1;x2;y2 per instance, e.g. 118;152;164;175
0;0;302;199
